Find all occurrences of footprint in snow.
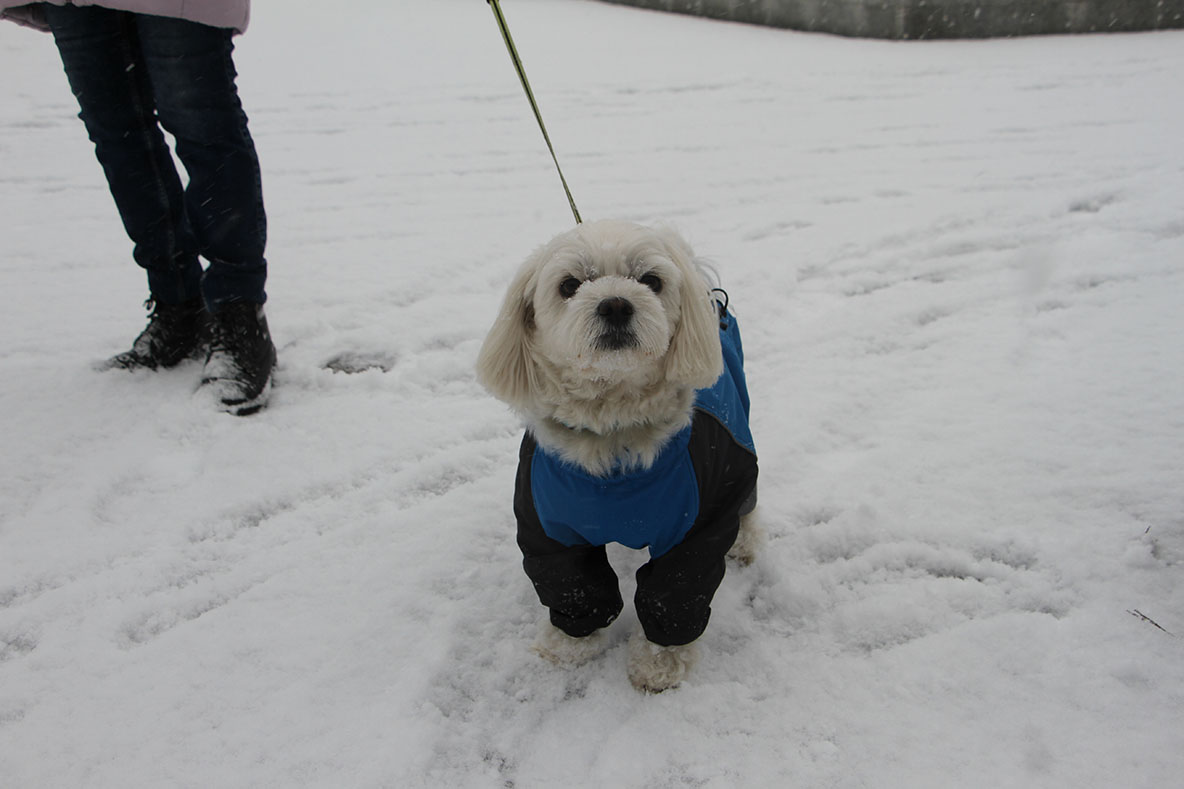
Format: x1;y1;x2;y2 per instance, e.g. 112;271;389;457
322;350;398;374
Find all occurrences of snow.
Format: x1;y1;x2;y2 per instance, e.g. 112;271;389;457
2;0;1182;786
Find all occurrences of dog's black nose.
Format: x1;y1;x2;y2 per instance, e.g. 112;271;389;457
597;297;634;328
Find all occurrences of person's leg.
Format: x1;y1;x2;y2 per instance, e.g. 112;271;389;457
133;14;267;310
44;4;203;306
128;14;274;411
46;5;205;370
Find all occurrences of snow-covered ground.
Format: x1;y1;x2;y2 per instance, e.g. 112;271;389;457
2;1;1182;786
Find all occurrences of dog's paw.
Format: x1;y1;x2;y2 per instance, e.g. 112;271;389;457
626;632;699;693
531;621;610;667
727;509;764;567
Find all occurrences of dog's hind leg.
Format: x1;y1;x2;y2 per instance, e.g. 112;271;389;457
727;506;764;567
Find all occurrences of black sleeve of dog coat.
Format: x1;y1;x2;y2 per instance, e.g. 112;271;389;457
514;433;625;639
633;410;759;647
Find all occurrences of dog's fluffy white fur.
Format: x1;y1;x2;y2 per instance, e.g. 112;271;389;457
478;220;746;692
530;621;611;667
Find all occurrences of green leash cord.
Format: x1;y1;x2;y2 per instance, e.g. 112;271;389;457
486;0;583;225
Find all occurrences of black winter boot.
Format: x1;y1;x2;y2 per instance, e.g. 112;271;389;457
104;297;208;371
200;302;277;416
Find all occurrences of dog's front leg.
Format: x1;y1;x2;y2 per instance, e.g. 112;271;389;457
524;545;618;667
627;633;700;693
627;510;739;692
532;621;612;667
517;523;624;660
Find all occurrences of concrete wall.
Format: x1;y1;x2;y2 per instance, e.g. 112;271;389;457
596;0;1184;39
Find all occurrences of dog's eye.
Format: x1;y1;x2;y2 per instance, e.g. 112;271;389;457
639;273;663;294
558;276;581;299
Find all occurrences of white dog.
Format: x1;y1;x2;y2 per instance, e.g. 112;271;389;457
477;220;758;692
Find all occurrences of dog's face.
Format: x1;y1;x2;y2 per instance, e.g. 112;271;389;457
531;223;684;384
477;220;723;419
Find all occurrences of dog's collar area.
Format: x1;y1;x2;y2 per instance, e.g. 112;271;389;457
549;416;598;435
711;288;730;328
544;413;655;434
538;383;696;437
533;416;694;479
542;413;679;441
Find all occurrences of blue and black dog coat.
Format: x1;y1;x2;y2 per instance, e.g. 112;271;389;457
514;309;758;647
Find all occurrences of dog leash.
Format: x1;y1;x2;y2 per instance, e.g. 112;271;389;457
486;0;583;225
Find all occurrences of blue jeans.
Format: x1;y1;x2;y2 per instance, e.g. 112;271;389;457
46;5;267;309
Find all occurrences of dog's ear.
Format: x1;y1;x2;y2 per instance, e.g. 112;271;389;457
476;258;540;410
659;229;724;390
